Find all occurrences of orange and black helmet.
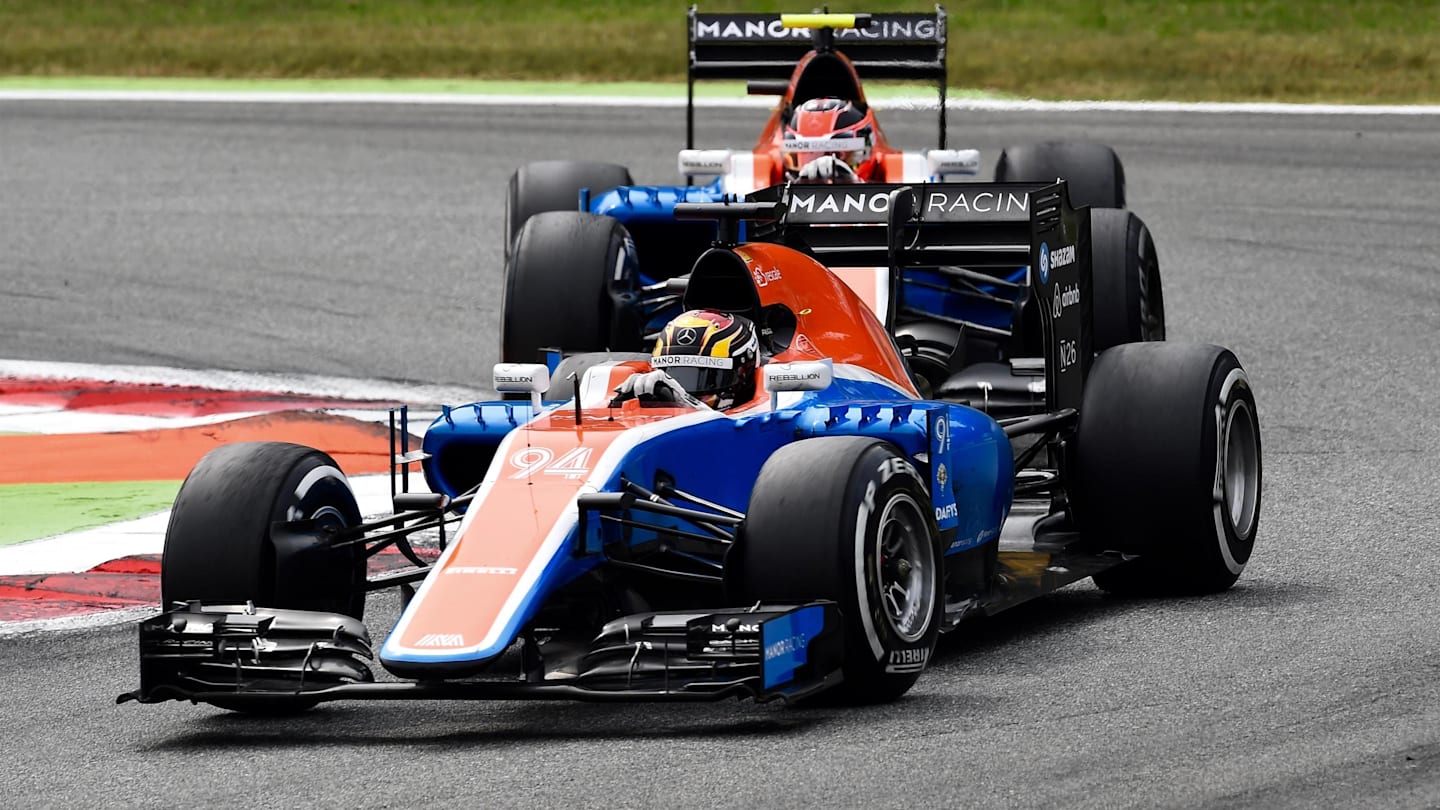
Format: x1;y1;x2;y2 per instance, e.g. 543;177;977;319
652;310;759;409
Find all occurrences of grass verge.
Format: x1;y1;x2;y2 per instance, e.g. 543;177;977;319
0;481;179;547
1;1;1437;103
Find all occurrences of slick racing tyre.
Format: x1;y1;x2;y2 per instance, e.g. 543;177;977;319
733;438;943;704
502;212;642;363
995;141;1126;210
162;442;366;619
504;160;633;263
1091;208;1165;352
1071;344;1262;595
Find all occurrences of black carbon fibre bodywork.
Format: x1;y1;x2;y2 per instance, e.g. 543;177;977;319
119;602;844;706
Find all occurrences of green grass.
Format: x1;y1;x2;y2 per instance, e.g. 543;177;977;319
0;480;180;547
1;1;1438;102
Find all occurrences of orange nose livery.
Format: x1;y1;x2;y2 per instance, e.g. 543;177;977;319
380;407;722;671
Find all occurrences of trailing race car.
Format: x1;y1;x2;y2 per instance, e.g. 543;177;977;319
503;7;1163;372
120;181;1261;712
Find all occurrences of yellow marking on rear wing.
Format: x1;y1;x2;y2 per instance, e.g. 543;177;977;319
779;13;871;30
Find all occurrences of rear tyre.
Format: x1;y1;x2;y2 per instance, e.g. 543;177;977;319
1072;344;1262;595
1091;208;1165;351
502;212;641;363
732;438;942;704
995;141;1126;210
161;441;370;714
504;160;632;262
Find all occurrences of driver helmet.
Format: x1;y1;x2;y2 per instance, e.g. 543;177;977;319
782;97;877;176
652;310;759;409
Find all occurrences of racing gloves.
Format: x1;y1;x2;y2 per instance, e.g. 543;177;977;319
796;155;859;183
611;370;709;409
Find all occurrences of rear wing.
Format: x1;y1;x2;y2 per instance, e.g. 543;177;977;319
687;6;949;147
747;181;1093;412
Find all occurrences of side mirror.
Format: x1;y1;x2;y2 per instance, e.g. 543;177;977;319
493;363;550;410
925;149;982;179
764;359;833;409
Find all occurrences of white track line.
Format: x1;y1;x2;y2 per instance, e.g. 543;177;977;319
0;605;155;638
0;358;490;406
1;89;1438;115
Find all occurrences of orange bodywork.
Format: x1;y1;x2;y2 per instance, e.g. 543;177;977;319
736;243;919;397
392;406;707;657
749;50;906;187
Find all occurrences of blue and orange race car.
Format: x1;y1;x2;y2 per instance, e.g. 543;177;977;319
503;8;1163;403
121;181;1261;711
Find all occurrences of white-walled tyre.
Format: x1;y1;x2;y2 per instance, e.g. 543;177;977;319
731;437;943;703
1072;343;1262;595
161;441;370;714
162;441;366;618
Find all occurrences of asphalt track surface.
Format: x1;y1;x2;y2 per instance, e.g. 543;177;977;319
3;100;1440;808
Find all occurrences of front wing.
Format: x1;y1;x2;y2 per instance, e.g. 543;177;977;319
117;601;844;707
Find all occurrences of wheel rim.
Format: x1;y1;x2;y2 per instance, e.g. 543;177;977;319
1222;399;1260;538
874;494;936;643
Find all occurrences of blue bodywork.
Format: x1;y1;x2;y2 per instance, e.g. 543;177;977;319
392;371;1013;669
583;180;1026;340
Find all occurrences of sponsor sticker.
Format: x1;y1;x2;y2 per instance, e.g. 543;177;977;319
1049;243;1077;270
1052;283;1080;319
653;354;734;369
695;16;938;43
414;633;465;648
923;190;1028;216
445;566;519;576
782;137;868;154
769;371;821;383
787;189;1032;220
761;605;825;689
928;409;959;532
711;622;760;634
790;191;891;215
752;266;782;287
1039;242;1051;284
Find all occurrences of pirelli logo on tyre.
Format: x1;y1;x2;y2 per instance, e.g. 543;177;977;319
885;647;929;674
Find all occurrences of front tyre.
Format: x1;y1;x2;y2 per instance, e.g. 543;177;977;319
1091;208;1165;352
1073;344;1262;595
504;160;633;263
733;438;942;703
161;442;366;618
502;212;642;364
160;442;370;714
995;141;1126;210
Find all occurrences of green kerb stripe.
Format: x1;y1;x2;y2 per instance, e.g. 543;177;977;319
0;480;180;547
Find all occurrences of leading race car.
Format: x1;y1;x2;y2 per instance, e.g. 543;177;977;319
120;181;1262;712
503;7;1163;394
